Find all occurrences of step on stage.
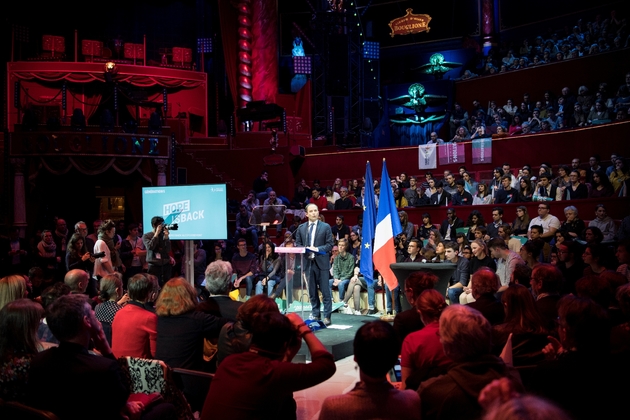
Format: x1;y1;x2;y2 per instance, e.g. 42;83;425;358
294;312;385;362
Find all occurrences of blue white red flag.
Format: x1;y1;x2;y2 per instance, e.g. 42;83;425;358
373;159;402;291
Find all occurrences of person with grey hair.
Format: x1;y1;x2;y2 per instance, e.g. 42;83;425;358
198;260;243;322
418;304;522;420
334;186;354;210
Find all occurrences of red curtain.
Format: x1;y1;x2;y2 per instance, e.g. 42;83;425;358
252;0;278;104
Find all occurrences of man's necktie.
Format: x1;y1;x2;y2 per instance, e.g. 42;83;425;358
307;223;315;245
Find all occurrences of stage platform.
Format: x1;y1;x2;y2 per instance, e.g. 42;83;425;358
295;312;384;362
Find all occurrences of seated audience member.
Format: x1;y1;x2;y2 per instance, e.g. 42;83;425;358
451;126;470;142
565;169;588;199
451;179;474;206
94;273;127;325
588;169;615;198
198;260;243;321
430;181;452;206
529;295;625;420
444;242;470;304
37;282;71;344
478;378;573;420
512;206;530;236
530;226;552;263
556;240;586;295
559;205;585;240
393;271;438;342
582;226;604;246
534;172;563;201
63;269;91;301
27;294;176;420
0;299;45;403
331;238;354;304
473;182;493;205
334;187;354;210
155;277;227;372
320;320;421;419
587;100;610;124
488;238;525;293
491;284;548;367
234;205;259;248
256;240;282;297
216;294;279;366
111;273;159;359
530;264;562;331
439;208;464;242
582;243;615;276
466;268;504;326
0;274;27;310
401;290;453;391
202;310;336;419
418;305;523;420
588;204;617;242
527;202;560;242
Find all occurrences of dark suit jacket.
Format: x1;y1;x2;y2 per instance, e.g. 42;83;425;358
468;294;505;325
439;217;464;239
430;191;452;206
295;220;334;271
27;342;129;420
197;295;243;322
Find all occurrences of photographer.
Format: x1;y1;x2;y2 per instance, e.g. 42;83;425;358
143;216;174;287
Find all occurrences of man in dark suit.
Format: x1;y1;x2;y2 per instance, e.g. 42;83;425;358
296;203;334;325
439;208;464;242
430;181;452;206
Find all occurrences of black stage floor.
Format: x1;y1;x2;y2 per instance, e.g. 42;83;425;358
295;312;385;362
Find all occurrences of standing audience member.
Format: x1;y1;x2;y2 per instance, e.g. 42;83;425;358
320;320;421;419
143;216;174;287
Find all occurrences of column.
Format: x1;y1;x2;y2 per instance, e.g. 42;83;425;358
155;159;169;186
481;0;496;52
11;158;27;237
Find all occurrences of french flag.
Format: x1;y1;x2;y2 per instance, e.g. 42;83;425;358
373;159;402;291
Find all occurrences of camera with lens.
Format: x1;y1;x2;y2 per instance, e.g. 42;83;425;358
161;223;179;231
92;251;106;259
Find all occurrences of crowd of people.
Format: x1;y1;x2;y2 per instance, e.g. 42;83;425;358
463;10;628;78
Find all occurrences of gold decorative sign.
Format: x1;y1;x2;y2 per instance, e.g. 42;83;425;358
388;9;431;37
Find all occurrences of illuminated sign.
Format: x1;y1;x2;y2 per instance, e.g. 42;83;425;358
388;9;431;38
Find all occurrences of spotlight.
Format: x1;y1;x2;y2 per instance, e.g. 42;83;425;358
104;62;117;74
293;56;312;75
362;41;380;60
197;38;212;53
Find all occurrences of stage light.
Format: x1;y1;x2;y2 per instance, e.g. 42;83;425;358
197;38;212;53
293;56;312;75
362;41;379;60
104;61;117;74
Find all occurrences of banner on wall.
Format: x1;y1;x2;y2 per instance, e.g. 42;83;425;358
472;138;492;164
438;143;465;166
418;144;437;169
